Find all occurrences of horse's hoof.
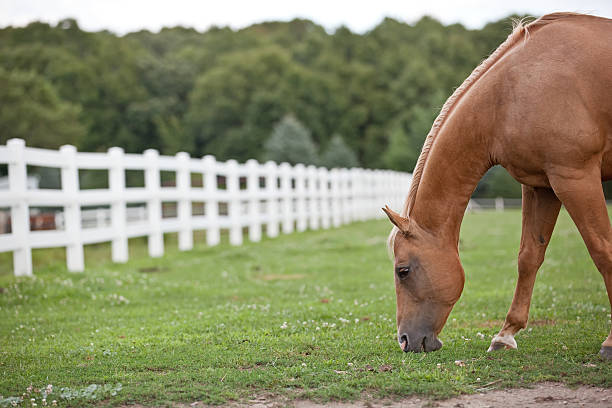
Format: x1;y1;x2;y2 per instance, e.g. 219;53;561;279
487;334;517;352
599;346;612;360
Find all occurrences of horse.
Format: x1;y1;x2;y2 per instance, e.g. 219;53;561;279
383;12;612;359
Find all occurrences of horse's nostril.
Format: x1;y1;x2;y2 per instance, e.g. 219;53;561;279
399;334;409;352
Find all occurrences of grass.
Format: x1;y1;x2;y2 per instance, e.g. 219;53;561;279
1;210;611;407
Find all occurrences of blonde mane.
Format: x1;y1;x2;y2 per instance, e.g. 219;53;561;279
400;12;580;218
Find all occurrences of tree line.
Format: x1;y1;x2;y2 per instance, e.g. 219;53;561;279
0;16;531;196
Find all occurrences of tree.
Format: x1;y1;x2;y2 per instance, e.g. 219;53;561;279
263;115;318;165
320;134;359;168
0;13;533;201
383;105;436;172
0;68;84;148
383;124;417;172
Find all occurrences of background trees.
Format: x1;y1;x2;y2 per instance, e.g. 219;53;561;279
0;68;84;147
0;15;525;196
263;115;318;165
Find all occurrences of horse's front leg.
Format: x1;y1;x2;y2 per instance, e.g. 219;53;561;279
489;186;561;351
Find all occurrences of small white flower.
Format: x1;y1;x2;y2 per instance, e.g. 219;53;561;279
301;363;307;367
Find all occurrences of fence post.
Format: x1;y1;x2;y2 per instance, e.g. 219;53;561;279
340;168;350;225
307;165;319;230
264;161;279;238
329;168;340;227
374;170;382;219
318;167;330;229
226;159;242;245
359;169;367;221
495;197;504;212
108;147;128;263
279;162;293;234
7;138;32;276
295;163;307;232
365;170;371;218
349;168;357;222
176;152;193;251
202;155;220;246
59;144;84;272
345;168;354;224
246;159;262;242
144;149;163;257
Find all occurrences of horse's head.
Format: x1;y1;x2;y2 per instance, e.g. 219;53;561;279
383;206;464;353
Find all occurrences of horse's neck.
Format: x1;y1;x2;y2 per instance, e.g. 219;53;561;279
409;122;491;245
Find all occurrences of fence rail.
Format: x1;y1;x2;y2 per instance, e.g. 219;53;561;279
0;139;411;276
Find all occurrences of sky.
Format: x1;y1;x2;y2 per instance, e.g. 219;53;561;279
1;0;611;34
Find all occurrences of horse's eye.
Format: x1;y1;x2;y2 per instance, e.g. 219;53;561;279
396;265;411;278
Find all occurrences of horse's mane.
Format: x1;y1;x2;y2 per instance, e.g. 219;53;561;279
400;12;582;218
387;12;584;257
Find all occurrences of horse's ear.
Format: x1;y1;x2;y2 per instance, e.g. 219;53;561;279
382;205;412;234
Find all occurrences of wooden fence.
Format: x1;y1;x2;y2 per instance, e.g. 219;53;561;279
0;139;411;276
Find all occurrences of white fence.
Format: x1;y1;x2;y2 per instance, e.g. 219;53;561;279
0;139;411;276
467;197;522;212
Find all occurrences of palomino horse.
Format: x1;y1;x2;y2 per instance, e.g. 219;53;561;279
384;13;612;359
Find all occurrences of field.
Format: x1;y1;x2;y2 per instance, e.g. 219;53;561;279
1;210;612;407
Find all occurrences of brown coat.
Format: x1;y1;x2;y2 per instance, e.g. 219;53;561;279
384;13;612;357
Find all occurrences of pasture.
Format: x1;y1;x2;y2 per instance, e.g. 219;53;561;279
1;210;611;406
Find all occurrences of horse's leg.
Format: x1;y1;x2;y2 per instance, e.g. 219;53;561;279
489;186;561;351
547;170;612;359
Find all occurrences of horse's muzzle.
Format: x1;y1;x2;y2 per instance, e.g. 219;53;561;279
399;332;442;353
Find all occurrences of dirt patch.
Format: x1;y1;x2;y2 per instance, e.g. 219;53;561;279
181;382;611;408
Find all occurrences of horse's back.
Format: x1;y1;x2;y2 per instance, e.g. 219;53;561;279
485;14;612;184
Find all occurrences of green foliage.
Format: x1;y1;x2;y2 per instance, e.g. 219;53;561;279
474;165;522;198
320;134;359;168
0;15;530;195
1;211;612;406
382;105;437;172
0;68;84;147
263;115;318;165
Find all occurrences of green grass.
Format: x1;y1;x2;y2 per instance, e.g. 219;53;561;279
1;210;611;406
